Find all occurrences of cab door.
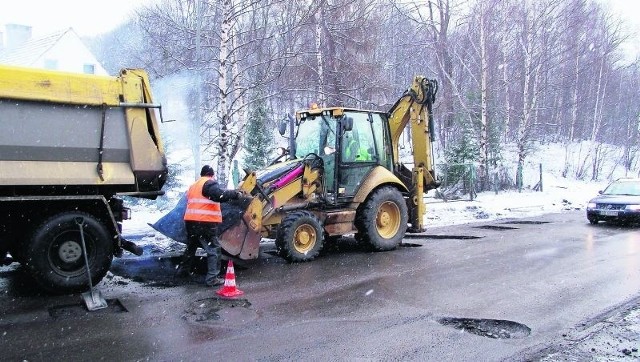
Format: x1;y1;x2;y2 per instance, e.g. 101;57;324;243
337;112;385;200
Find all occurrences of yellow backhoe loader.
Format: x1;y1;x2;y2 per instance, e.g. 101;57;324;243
218;76;440;262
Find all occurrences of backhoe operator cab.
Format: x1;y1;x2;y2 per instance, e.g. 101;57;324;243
292;107;395;204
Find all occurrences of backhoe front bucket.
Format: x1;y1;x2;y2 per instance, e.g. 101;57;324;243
219;197;263;259
150;194;262;260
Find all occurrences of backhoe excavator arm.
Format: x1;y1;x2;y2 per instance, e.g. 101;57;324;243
387;76;439;232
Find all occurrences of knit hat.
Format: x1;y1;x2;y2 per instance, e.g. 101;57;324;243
200;165;214;177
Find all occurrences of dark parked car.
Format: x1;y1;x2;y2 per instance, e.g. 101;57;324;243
586;178;640;225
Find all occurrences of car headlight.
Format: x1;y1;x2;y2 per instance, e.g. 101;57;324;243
625;205;640;211
587;202;597;209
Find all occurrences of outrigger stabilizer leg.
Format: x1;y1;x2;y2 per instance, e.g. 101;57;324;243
76;217;108;311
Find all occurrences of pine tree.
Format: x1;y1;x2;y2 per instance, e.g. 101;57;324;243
445;118;480;166
243;93;273;172
443;117;480;195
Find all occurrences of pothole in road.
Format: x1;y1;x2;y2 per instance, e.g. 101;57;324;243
502;220;551;225
399;242;422;247
473;225;519;230
49;299;128;319
438;317;531;339
183;297;254;323
404;234;483;240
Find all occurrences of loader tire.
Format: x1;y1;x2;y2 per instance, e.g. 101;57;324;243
25;212;113;294
355;186;407;251
275;211;323;262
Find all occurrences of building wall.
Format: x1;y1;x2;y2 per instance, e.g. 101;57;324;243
36;32;108;75
4;24;31;49
0;26;109;76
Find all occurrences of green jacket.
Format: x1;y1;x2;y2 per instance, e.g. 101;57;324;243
345;139;371;161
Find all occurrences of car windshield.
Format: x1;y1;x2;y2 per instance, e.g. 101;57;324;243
602;180;640;196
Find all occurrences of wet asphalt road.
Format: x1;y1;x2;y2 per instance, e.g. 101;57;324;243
1;210;639;361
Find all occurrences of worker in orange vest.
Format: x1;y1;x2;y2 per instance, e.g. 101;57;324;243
177;165;243;286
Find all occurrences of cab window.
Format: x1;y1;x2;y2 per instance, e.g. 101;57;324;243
341;112;375;163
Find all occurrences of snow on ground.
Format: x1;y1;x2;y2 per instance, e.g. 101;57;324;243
424;178;606;228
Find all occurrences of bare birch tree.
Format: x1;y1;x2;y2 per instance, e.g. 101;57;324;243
136;0;310;185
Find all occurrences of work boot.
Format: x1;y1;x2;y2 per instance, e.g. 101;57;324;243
205;277;225;287
175;265;192;278
121;238;144;256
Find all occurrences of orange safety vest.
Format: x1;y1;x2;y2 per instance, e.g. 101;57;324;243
183;177;223;223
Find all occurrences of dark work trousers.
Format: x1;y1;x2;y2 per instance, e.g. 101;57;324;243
181;221;222;286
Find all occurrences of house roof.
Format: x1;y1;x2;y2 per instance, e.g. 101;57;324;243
0;28;71;66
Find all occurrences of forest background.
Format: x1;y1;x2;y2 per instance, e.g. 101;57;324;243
87;0;640;196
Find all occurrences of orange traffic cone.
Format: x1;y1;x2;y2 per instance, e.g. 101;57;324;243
216;260;244;298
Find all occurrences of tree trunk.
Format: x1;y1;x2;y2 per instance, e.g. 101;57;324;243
501;35;511;144
314;10;326;107
563;50;581;178
428;0;453;149
516;45;532;190
589;51;608;181
216;0;233;186
192;0;204;180
478;2;489;192
229;25;247;170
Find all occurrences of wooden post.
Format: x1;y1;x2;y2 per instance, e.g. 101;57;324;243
469;164;476;201
539;163;543;192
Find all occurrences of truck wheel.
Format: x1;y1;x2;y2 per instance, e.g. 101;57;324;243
25;212;113;294
275;211;323;262
588;216;599;225
355;186;408;251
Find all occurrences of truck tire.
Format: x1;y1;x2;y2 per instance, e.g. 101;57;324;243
355;186;408;251
275;211;324;262
25;212;113;294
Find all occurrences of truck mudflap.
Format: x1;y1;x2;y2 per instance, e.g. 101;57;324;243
150;194;262;259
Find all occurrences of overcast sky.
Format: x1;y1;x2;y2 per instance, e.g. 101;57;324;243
0;0;638;57
0;0;155;37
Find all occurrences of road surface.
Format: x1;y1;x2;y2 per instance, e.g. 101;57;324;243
0;210;638;360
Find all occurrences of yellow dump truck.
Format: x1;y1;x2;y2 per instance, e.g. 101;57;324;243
0;65;167;293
